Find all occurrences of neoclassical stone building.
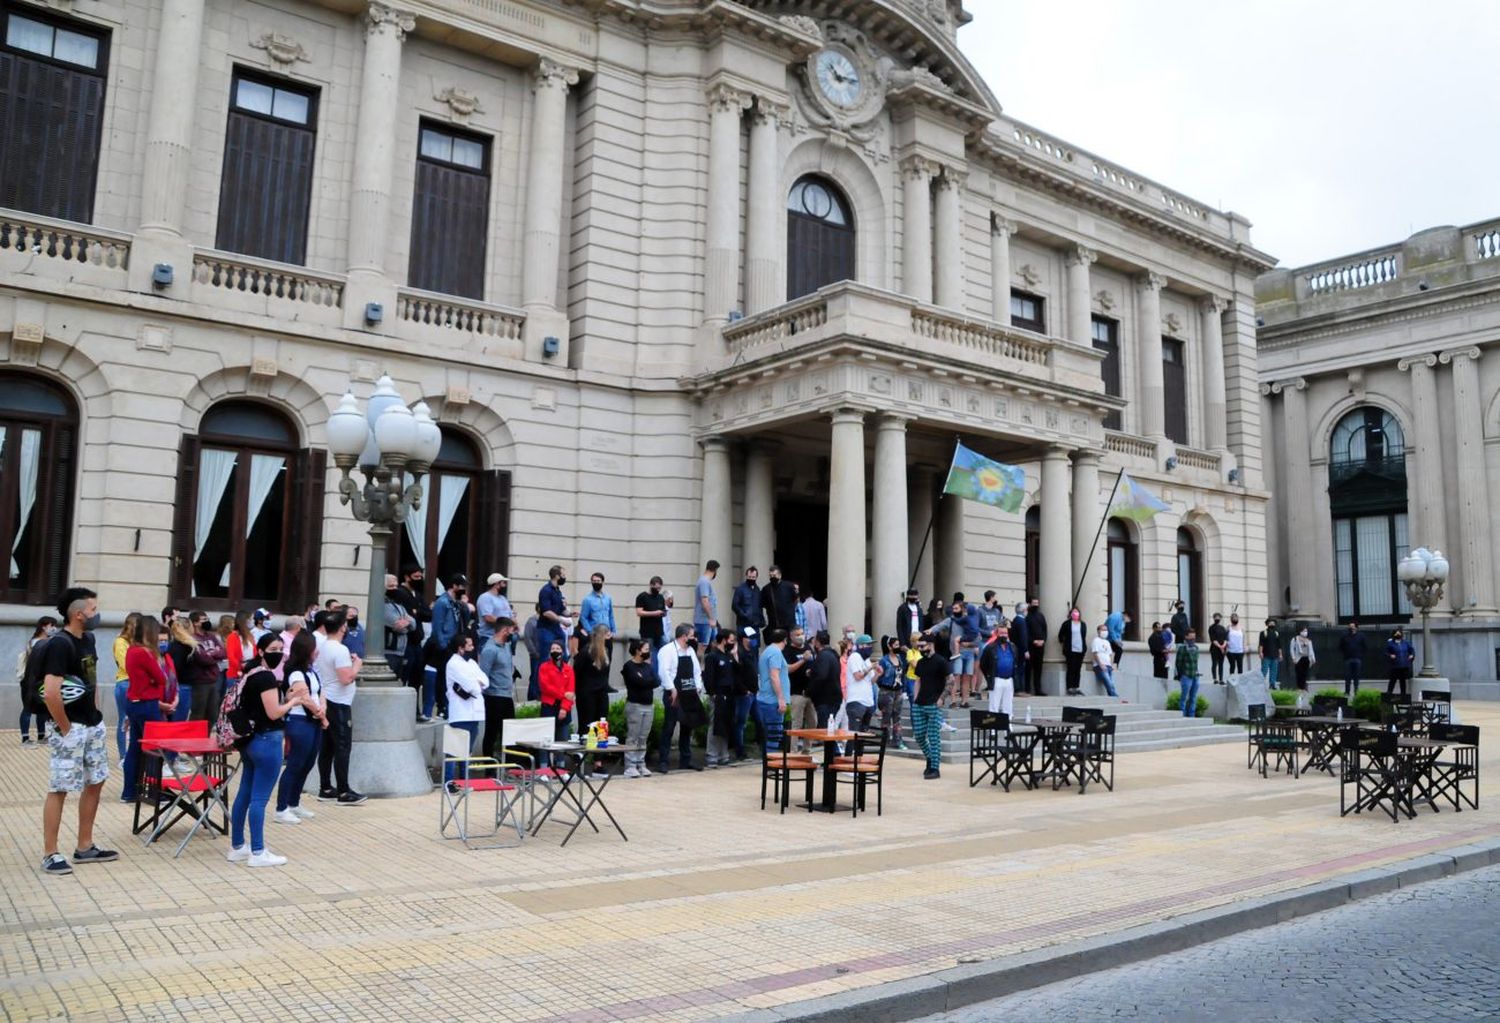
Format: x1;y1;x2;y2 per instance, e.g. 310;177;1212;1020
1258;220;1500;690
0;0;1273;678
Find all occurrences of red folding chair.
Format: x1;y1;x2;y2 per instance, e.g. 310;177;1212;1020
135;720;232;848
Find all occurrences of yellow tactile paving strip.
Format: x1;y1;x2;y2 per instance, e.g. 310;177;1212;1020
2;705;1497;1023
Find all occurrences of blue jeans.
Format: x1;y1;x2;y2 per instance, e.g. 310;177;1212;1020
443;720;480;783
755;700;785;753
732;693;754;758
231;731;285;854
113;680;129;758
421;666;437;719
1179;675;1201;717
276;715;321;811
1261;658;1280;689
121;700;163;800
1094;665;1118;698
171;685;191;721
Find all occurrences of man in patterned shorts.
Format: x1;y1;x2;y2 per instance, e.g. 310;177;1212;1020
40;586;117;876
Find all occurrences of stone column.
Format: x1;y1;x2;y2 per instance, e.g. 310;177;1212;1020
520;58;579;312
908;468;936;603
900;156;934;304
138;0;205;238
936;486;966;602
1441;347;1495;611
1399;354;1448;606
933;169;964;310
700;437;733;626
1275;379;1317;614
744;99;785;315
990;215;1013;325
346;3;416;278
1136;272;1167;440
871;416;910;617
704;83;750;324
1065;245;1096;346
1039;445;1073;630
827;409;868;631
1199;295;1229;456
1071;450;1103;627
742;443;776;582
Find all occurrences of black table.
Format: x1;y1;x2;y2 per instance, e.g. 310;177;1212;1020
516;741;628;846
1295;716;1365;775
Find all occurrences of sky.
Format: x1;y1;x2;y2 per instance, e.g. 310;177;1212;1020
960;0;1500;268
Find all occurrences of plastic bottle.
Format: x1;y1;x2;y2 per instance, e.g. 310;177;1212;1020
1025;705;1032;724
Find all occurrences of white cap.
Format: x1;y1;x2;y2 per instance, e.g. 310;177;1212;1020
487;573;507;585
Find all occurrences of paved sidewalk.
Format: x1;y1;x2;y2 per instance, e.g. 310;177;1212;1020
2;704;1497;1023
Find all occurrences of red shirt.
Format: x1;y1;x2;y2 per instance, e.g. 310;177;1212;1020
539;660;575;715
125;645;169;701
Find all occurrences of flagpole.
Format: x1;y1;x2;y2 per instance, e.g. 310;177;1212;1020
1069;467;1126;613
909;439;961;596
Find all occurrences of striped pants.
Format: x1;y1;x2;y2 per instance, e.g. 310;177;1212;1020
911;703;944;772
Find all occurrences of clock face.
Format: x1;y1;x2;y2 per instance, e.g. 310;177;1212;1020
814;49;862;108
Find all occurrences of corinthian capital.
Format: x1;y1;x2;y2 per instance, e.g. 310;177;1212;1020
1198;294;1227;316
1066;244;1096;268
935;166;967;191
1137;270;1166;293
534;58;580;93
706;82;752;115
900;154;935;182
365;1;415;40
749;97;790;128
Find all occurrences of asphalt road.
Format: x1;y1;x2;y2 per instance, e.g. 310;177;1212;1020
915;863;1500;1023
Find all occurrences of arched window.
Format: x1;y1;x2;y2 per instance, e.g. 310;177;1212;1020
1329;406;1410;620
392;427;511;602
1024;506;1041;602
1177;527;1203;634
787;175;855;300
0;372;77;604
1107;519;1138;640
172;400;326;610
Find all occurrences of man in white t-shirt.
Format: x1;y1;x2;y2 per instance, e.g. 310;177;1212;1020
843;635;877;733
314;611;365;805
1091;624;1119;698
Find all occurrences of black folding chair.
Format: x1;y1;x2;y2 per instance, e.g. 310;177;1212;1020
969;710;1004;788
1251;713;1300;778
1428;723;1479;811
1246;703;1267;769
1381;702;1423;737
1077;714;1116;794
1339;729;1405;821
1310;695;1347;718
1419;690;1452;727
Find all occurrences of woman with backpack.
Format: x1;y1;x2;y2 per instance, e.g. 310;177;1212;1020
274;631;326;826
227;633;311;867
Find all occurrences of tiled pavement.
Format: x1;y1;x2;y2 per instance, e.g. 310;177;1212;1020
2;705;1497;1023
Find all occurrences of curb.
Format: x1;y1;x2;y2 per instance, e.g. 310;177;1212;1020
714;836;1500;1023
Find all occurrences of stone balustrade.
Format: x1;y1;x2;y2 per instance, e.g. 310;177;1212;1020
392;287;525;359
910;307;1050;365
0;207;130;288
1467;224;1500;261
1105;430;1157;461
1303;251;1400;295
191;249;345;323
1173;445;1221;473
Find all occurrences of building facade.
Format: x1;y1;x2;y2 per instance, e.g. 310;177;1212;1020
1257;220;1500;689
0;0;1273;679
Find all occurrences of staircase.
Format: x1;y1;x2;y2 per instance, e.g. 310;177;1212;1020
887;695;1244;764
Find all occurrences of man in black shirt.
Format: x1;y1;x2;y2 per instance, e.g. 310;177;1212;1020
782;626;815;751
393;566;429;688
806;631;842;729
911;638;950;779
759;565;798;632
634;576;668;655
41;586;116;876
1207;612;1229;684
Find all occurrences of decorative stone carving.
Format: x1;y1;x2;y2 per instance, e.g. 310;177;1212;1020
445;385;471;406
869;374;892;394
136;324;171;354
1139;270;1167;292
1164;312;1182;334
706;81;752;114
1095;289;1116;311
535;58;579;93
899;154;935;182
778;14;822;39
1199;294;1227;316
250;31;309;66
365;2;416;40
434;86;483;119
1017;263;1042;287
1065;245;1096;268
890;65;946;92
10;321;43;365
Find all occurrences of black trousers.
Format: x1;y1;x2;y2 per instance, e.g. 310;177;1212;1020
575;690;609;738
1064;651;1084;693
1210;648;1226;682
1109;641;1125;671
658;701;694;768
1025;647;1045;694
1227;652;1244;673
1387;668;1411;696
481;695;516;759
318;702;353;795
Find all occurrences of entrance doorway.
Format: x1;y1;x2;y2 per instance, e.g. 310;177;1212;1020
773;499;829;605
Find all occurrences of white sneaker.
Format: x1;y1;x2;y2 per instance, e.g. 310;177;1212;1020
623;767;641;779
226;845;249;863
637;765;652;777
292;806;315;819
248;849;288;868
274;809;301;826
940;722;957;733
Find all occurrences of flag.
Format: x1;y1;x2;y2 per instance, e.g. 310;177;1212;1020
1110;472;1170;522
942;442;1025;513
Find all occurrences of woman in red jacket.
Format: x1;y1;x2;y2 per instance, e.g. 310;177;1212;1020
538;639;575;743
224;610;255;684
121;616;178;802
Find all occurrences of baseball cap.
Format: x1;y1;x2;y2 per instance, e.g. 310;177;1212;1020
487;572;507;585
253;608;271;622
856;633;873;646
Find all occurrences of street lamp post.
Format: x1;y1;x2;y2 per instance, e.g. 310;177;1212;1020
1397;546;1449;679
324;376;442;796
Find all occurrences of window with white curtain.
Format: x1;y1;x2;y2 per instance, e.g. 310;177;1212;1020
395;427;480;602
0;372;77;604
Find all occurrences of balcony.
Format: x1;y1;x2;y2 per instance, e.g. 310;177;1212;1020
1330;455;1406;487
0;207;131;290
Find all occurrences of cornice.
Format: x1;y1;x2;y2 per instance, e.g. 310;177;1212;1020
1256;284;1500;351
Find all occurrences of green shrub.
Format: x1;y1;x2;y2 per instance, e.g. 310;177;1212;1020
1270;689;1298;707
1314;687;1344;703
1350;688;1385;721
1165;690;1210;716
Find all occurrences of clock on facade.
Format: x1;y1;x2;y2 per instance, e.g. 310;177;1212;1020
813;48;862;108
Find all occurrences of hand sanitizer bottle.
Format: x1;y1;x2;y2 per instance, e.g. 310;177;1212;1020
1025;705;1032;725
1336;704;1343;722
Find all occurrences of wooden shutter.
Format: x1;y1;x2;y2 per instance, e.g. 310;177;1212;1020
281;447;326;609
1163;339;1188;444
215;110;316;264
37;420;75;603
170;435;200;601
409;158;489;299
472;469;512;581
0;50;106;222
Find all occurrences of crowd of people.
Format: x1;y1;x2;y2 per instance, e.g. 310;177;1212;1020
19;560;1428;875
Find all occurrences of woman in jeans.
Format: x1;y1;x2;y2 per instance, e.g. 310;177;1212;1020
274;631;326;825
111;612;141;758
227;634;309;867
620;640;655;777
17;616;57;744
121;615;177;802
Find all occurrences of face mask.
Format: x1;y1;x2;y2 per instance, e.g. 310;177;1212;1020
347;618;359;629
498;584;507;594
557;577;567;587
592;581;603;592
1071;613;1081;622
83;613;101;631
386;587;397;596
263;651;284;670
158;639;169;653
650;585;661;594
551;651;564;662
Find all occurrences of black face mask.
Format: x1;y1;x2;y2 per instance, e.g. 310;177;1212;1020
263;651;284;670
347;618;359;629
592;582;603;592
551;651;564;662
557;577;568;587
651;586;661;594
498;584;507;594
386;587;397;596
